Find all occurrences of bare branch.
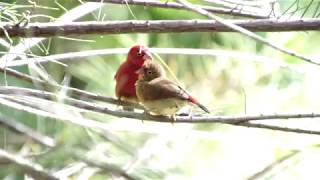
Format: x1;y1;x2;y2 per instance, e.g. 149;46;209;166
0;19;320;38
0;115;55;147
84;0;269;18
247;150;300;180
176;0;320;66
0;67;142;109
0;148;59;180
73;151;137;180
235;122;320;135
2;86;320;135
4;48;304;74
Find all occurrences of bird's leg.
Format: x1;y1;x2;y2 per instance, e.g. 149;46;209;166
116;97;122;110
170;114;176;125
118;97;135;111
141;110;153;124
188;106;193;118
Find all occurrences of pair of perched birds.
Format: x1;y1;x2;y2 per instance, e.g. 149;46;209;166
115;45;210;119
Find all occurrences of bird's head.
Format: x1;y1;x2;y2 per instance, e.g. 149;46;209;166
136;61;164;81
127;45;152;67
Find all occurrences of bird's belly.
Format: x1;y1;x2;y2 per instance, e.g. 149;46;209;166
143;99;187;115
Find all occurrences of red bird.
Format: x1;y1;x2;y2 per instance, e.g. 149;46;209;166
115;45;152;104
135;61;210;118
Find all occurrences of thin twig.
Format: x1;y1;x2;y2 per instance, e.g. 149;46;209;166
247;150;300;180
73;151;137;180
176;0;320;66
84;0;268;18
1;19;320;37
0;148;59;180
235;122;320;135
4;48;304;74
0;115;55;147
0;2;104;63
0;67;142;109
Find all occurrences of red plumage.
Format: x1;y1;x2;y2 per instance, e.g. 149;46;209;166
115;45;152;102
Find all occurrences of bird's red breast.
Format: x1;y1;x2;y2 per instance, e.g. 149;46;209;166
115;45;152;102
115;62;140;102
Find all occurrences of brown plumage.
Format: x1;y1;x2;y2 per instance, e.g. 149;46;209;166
135;61;210;117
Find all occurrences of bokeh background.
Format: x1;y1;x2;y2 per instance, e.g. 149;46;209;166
0;0;320;179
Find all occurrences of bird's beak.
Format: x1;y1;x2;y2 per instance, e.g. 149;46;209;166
143;51;152;61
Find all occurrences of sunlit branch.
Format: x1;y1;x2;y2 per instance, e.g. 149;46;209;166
0;67;142;109
4;48;305;74
84;0;268;18
0;148;59;180
73;151;137;180
1;87;320;135
0;115;55;147
247;150;300;180
0;19;320;38
176;0;320;66
235;122;320;135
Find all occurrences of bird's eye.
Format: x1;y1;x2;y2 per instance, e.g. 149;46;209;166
147;70;152;75
137;52;142;57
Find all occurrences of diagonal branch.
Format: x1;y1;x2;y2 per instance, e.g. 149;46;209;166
0;66;142;109
0;148;59;180
235;122;320;135
176;0;320;66
1;19;320;37
84;0;269;18
247;150;300;180
73;150;137;180
0;115;55;147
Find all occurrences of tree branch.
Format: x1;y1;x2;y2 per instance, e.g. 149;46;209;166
247;150;300;180
0;148;59;180
235;122;320;135
73;151;137;180
4;48;302;74
1;19;320;37
85;0;269;19
176;0;320;66
2;86;320;135
0;115;55;147
0;67;142;109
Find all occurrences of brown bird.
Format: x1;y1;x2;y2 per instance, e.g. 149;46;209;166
115;45;152;104
135;61;210;120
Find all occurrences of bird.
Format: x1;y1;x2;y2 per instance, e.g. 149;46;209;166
115;45;152;109
135;61;210;121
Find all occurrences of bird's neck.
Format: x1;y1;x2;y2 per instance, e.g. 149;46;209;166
126;58;141;69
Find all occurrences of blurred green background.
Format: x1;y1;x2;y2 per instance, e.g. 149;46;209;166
0;0;320;179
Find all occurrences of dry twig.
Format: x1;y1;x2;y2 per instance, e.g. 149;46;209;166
0;19;320;38
177;0;320;66
0;115;55;147
85;0;269;18
0;148;59;180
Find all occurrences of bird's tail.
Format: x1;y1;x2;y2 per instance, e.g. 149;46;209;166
188;96;210;113
197;103;210;113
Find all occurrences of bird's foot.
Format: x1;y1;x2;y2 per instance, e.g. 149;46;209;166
170;114;176;125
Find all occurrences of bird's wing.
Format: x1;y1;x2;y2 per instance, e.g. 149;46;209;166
142;78;189;101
